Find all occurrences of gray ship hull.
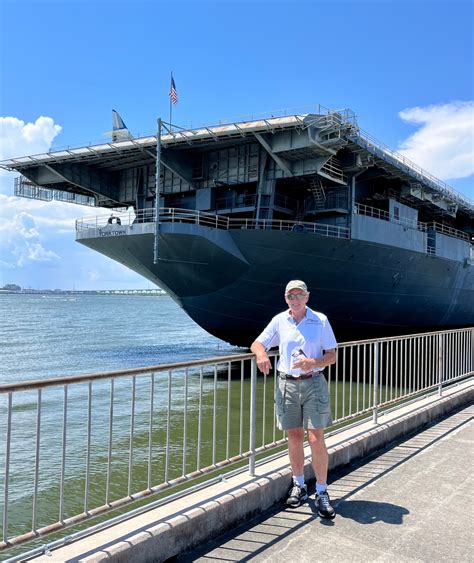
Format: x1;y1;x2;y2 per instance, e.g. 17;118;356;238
78;223;474;346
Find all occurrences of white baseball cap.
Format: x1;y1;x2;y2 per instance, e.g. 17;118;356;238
285;280;308;293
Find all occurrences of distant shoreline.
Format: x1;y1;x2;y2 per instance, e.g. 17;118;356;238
0;289;167;296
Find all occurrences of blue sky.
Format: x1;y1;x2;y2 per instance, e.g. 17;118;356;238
0;0;473;289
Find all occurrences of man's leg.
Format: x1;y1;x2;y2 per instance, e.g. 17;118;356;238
287;427;305;475
307;428;328;484
307;428;335;519
285;427;308;507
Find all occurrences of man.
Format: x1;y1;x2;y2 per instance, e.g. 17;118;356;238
250;280;337;518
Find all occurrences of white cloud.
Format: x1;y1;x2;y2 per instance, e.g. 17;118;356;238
0;207;60;267
0;194;78;230
398;101;474;182
0;116;62;164
19;242;59;265
0;116;130;288
0;116;62;199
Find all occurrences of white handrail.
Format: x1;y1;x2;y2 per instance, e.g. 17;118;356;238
76;208;351;240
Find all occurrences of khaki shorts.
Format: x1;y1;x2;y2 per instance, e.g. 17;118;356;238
275;373;332;430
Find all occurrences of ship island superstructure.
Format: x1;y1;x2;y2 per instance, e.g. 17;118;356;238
2;107;473;345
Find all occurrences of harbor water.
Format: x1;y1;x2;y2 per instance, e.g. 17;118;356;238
0;294;246;543
0;293;240;384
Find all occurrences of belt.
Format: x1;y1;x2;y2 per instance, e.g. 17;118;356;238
279;371;316;381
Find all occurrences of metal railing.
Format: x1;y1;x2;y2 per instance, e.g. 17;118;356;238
112;204;474;246
320;156;346;183
427;222;471;242
14;176;96;207
1;328;472;552
354;202;426;232
347;131;473;212
308;107;473;211
75;208;351;240
355;203;473;244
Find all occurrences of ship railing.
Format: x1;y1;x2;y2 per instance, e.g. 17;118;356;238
354;204;473;245
309;107;473;211
346;133;473;212
226;218;350;238
158;209;350;239
14;176;96;207
1;329;473;556
76;208;351;240
354;202;426;232
426;222;471;242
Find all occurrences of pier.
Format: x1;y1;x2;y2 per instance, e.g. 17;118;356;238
1;328;472;562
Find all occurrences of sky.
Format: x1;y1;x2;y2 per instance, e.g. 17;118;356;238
0;0;473;290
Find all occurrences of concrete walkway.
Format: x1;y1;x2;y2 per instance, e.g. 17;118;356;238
177;404;474;562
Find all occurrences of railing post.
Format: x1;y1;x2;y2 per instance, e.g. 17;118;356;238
372;342;379;424
3;393;12;544
249;358;257;476
438;333;444;396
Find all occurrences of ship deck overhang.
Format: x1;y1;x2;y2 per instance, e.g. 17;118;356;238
1;112;473;217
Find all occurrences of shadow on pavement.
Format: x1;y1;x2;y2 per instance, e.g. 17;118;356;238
334;499;409;524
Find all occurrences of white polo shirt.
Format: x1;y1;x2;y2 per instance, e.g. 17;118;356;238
256;306;337;376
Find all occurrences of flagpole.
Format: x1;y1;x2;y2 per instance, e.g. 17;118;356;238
153;117;162;264
169;72;173;131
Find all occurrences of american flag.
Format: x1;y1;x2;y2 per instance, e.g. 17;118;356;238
169;76;178;105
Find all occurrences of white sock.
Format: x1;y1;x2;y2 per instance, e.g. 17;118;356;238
316;482;327;494
293;475;305;487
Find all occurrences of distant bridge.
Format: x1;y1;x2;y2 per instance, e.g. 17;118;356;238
93;288;166;295
0;289;167;296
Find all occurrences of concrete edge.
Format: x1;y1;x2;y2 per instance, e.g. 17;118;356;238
323;385;474;479
35;384;474;563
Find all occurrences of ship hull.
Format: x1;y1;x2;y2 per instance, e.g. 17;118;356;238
78;223;474;346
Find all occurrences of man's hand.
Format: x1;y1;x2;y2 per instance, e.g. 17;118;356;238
292;357;316;372
293;350;336;371
256;354;271;374
250;340;272;374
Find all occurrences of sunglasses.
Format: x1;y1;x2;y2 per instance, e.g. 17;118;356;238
285;293;307;301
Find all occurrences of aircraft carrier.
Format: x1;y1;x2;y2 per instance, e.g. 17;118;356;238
2;106;473;345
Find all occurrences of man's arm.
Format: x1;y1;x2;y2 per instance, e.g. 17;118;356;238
315;348;336;368
250;340;272;375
